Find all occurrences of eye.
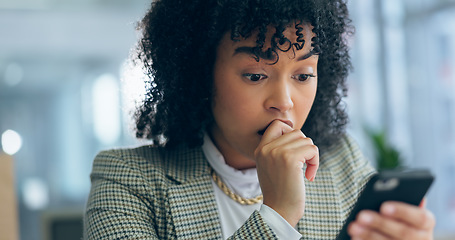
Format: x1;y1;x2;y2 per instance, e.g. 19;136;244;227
294;74;316;82
243;73;267;82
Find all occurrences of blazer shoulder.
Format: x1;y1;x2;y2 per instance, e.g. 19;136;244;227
91;144;209;185
320;133;374;173
93;145;166;172
89;146;169;190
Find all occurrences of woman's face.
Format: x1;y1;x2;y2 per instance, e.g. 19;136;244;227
210;23;318;169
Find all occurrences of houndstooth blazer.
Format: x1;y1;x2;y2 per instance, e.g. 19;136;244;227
84;134;375;239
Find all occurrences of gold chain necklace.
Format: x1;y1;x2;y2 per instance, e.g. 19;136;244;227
210;168;263;205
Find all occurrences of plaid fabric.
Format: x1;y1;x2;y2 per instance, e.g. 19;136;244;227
84;134;375;239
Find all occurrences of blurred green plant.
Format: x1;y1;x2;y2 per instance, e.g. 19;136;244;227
368;130;401;170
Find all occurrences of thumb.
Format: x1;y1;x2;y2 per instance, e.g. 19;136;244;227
419;198;427;208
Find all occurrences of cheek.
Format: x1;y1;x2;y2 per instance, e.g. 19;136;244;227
213;86;256;123
213;74;256;117
295;83;317;122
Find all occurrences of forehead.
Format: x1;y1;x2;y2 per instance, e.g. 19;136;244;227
218;23;316;60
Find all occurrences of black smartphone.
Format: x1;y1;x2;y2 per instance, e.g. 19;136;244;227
335;169;434;240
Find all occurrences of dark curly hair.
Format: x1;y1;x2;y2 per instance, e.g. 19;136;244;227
135;0;353;150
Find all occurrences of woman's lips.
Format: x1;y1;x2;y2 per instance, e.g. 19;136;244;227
257;119;294;135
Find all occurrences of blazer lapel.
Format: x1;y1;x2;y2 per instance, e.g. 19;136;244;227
164;146;223;239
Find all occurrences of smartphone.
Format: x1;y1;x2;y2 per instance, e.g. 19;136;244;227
335;169;434;240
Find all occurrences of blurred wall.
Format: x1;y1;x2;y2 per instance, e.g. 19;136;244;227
348;0;455;238
0;1;149;239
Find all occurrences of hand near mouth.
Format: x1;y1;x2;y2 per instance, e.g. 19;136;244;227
254;119;320;227
258;119;294;136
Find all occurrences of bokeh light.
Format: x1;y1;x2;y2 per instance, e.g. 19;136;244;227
1;129;23;155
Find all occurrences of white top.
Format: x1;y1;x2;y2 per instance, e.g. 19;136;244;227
202;134;302;239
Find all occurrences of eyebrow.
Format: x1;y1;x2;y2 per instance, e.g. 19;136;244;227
233;46;315;61
233;47;274;61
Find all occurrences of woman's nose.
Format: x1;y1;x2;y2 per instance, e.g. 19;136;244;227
264;80;294;113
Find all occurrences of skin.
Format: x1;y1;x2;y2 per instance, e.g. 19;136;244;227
209;23;436;238
348;200;436;240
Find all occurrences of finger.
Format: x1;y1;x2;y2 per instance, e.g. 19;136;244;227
304;146;319;182
419;198;427;208
278;133;319;181
266;129;319;181
354;210;428;239
348;222;389;240
265;130;312;151
269;140;319;181
259;120;294;146
268;129;308;148
380;201;435;230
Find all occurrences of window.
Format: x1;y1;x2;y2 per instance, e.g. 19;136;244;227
349;0;455;236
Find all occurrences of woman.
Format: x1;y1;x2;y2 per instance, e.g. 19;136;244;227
84;0;435;239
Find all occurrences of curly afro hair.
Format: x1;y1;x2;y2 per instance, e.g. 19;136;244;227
135;0;353;151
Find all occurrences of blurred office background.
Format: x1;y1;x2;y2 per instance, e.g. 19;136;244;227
0;0;454;239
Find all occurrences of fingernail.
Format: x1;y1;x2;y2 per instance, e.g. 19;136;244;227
382;203;395;215
359;212;373;224
349;223;365;235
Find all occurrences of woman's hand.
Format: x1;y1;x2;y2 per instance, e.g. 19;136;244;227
348;201;436;240
254;120;319;227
